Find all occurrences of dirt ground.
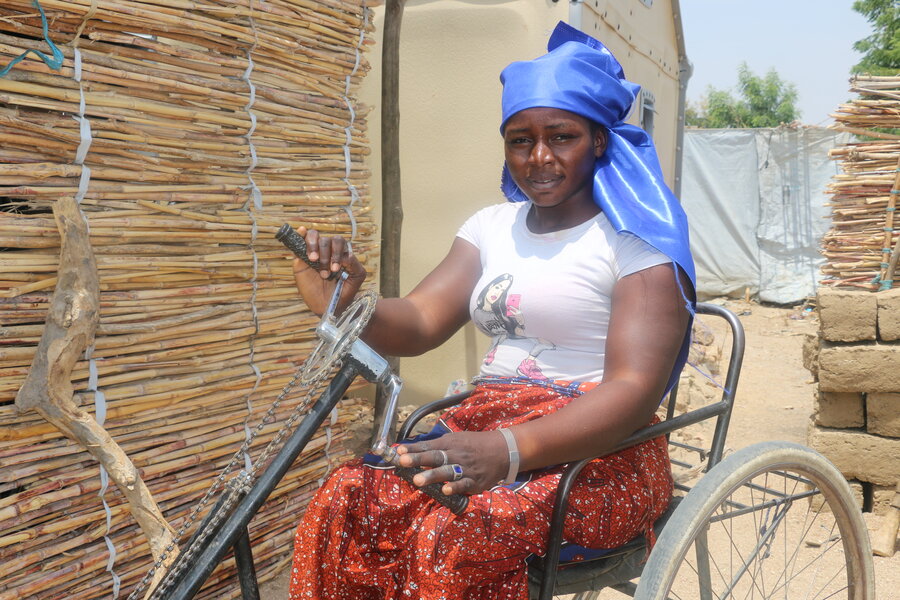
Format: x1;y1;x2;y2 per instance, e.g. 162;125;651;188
258;300;900;599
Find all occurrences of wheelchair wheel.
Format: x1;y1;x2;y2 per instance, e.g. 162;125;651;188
634;441;874;600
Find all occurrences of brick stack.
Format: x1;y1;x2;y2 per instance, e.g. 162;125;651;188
805;288;900;513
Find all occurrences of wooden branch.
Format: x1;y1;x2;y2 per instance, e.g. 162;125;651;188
379;0;406;303
375;0;406;439
14;196;178;580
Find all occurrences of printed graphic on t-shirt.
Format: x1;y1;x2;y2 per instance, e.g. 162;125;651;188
471;273;555;381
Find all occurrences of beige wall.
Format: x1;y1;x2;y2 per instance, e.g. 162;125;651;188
577;0;682;177
359;0;682;405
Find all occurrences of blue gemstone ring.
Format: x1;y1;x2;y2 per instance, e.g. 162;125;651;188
450;464;464;482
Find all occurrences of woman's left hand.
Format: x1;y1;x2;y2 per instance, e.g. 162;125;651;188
395;430;511;496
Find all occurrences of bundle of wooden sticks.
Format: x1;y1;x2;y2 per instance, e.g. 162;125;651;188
822;75;900;289
0;1;380;597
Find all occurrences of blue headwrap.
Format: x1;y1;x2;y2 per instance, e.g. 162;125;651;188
500;21;696;393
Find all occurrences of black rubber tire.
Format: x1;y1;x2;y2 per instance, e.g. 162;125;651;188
634;441;874;600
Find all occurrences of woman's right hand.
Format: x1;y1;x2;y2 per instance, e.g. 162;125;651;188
291;226;367;317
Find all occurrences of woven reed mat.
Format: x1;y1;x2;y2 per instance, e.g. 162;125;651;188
0;1;381;598
823;75;900;290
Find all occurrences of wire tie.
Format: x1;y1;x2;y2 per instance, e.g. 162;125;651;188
238;0;262;474
90;347;120;598
73;165;90;203
337;4;368;246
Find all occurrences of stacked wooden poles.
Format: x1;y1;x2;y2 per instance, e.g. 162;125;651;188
823;75;900;288
0;0;381;598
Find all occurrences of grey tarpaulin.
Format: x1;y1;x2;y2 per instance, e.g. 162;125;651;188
681;127;852;304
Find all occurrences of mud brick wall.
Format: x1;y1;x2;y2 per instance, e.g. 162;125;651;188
804;288;900;514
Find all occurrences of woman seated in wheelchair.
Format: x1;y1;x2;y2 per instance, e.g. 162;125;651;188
288;21;695;600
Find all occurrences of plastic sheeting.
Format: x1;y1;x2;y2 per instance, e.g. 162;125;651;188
681;127;851;304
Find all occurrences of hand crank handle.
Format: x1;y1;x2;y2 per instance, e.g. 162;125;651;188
373;443;469;515
394;466;469;515
276;223;339;281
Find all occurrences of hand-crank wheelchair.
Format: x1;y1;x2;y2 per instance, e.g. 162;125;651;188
136;224;875;600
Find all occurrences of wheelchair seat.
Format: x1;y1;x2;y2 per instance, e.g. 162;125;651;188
526;498;681;598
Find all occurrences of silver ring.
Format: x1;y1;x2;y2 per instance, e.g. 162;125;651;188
449;464;464;482
435;449;449;467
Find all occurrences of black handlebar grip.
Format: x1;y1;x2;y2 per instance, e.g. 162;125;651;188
275;223;338;280
394;466;469;515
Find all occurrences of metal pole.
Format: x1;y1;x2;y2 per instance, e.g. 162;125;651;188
234;527;260;600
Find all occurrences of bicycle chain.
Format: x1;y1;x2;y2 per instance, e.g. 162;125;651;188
127;291;377;600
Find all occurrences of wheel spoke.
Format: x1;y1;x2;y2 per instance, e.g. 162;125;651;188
769;488;841;597
770;524;845;598
750;477;768;600
717;495;792;598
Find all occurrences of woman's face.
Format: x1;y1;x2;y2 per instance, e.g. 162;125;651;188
503;107;606;212
484;279;511;305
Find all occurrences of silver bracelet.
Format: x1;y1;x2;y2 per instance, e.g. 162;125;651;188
498;428;520;485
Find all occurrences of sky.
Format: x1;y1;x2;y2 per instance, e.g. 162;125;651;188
679;1;875;127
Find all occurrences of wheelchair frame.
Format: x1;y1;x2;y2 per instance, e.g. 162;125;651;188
150;299;874;600
398;303;743;599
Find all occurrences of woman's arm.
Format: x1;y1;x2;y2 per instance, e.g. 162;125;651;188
512;262;692;470
398;262;692;495
361;238;482;356
293;228;482;357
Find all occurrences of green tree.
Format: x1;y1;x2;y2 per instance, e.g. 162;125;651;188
851;0;899;75
686;63;801;128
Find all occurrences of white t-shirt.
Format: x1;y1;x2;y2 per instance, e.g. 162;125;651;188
457;201;670;383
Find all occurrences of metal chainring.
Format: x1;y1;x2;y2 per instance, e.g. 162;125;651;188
299;289;378;386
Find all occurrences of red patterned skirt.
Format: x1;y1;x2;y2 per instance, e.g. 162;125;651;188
288;381;672;600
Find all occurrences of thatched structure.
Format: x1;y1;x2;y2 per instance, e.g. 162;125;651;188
823;75;900;290
0;0;380;598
